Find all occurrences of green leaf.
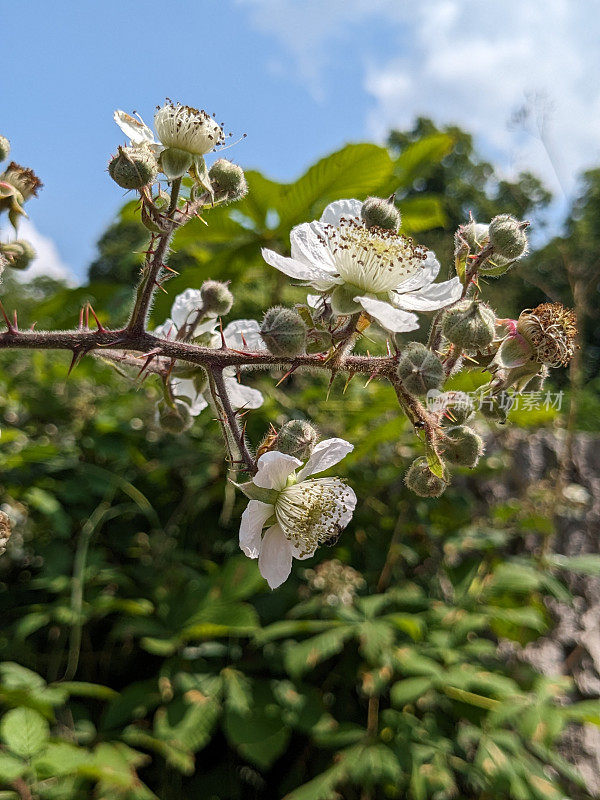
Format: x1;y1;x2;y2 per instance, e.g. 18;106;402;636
562;700;600;726
221;668;252;715
547;554;600;576
277;144;394;227
486;562;544;595
0;708;50;757
214;555;266;601
51;681;119;701
383;613;424;641
345;743;402;785
283;761;347;800
425;444;447;481
358;620;396;664
0;752;26;782
284;626;353;678
154;695;220;754
485;605;547;633
123;727;195;775
0;663;46;692
391;677;435;706
394;133;455;186
140;637;178;657
223;682;289;769
255;619;342;645
399;196;446;233
33;742;91;777
312;718;366;748
393;648;443;678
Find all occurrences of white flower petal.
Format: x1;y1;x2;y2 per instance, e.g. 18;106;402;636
114;110;157;147
335;483;358;529
171;378;208;416
258;524;293;588
319;199;362;226
290;222;336;272
355;296;419;333
239;500;274;559
254;451;302;491
297;437;354;481
153;318;177;339
395;251;440;292
222;319;265;351
224;376;264;410
171;288;204;329
290;541;317;560
261;248;338;290
306;294;325;310
393;277;462;311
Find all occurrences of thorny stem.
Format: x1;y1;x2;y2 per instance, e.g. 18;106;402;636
210;365;257;474
0;327;402;376
127;178;182;334
0;325;444;463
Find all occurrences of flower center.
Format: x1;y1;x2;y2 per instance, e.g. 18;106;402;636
275;478;350;556
154;103;224;155
321;218;429;294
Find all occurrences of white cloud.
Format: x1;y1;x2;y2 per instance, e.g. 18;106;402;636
1;220;76;284
239;0;600;198
364;0;600;197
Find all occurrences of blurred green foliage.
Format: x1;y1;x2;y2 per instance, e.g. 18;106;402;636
0;129;599;799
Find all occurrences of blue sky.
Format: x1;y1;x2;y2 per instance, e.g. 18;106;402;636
3;0;599;281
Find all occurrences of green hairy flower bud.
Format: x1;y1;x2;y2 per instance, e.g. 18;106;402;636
396;342;443;395
208;159;248;201
361;196;401;232
108;146;158;190
0;136;10;162
455;221;489;255
157;400;193;434
442;300;496;350
488;214;528;260
439;425;484;468
480;395;508;424
276;419;318;461
1;240;36;270
159;147;193;181
200;280;233;316
260;307;307;356
405;457;446;497
438;391;475;425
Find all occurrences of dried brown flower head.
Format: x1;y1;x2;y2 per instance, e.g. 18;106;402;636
517;303;577;367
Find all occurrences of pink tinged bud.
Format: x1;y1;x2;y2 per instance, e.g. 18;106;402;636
494;333;534;369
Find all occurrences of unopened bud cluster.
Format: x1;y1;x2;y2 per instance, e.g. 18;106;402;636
396;343;443;395
260;307;307;356
442;300;496;350
277;419;317;460
405;457;446;498
361;196;401;232
201;280;233;317
209;159;248;201
455;214;528;276
0;240;36;271
108;146;158;190
157;400;193;434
